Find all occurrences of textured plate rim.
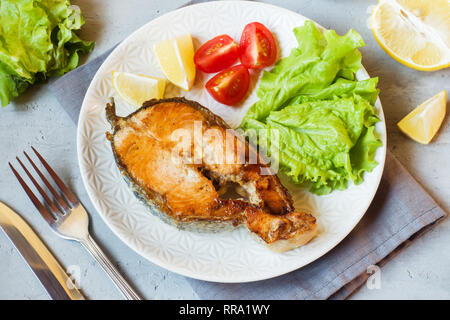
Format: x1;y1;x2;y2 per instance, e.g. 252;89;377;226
77;0;387;283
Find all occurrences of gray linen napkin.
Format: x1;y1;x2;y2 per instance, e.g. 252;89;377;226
48;12;446;301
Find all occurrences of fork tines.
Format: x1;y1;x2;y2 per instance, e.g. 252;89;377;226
9;147;79;223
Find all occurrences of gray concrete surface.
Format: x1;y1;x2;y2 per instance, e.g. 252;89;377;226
0;0;449;300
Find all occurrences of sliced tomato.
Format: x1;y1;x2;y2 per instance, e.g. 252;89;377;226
194;34;240;73
239;22;277;69
205;65;250;106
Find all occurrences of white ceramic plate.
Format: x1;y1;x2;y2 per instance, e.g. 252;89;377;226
77;1;386;283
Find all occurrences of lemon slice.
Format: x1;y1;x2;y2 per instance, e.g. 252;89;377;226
154;34;196;91
371;0;450;71
112;71;166;108
398;90;447;144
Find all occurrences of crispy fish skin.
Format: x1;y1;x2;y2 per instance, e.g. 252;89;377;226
106;97;317;252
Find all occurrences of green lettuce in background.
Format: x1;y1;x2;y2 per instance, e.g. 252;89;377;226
0;0;94;106
240;21;382;195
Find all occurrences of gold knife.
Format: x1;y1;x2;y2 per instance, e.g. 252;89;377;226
0;201;84;300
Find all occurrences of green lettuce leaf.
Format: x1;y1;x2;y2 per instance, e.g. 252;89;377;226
0;0;94;106
239;21;382;195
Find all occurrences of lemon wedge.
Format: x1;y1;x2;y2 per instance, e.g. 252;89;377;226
112;71;166;108
154;34;196;91
398;90;447;144
371;0;450;71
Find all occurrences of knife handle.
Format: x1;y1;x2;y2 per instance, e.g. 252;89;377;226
81;235;142;300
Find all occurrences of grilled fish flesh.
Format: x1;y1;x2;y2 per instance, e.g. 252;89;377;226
105;97;317;252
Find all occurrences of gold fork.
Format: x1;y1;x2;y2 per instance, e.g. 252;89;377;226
9;147;142;300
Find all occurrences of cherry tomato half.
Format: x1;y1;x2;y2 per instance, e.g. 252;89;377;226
205;64;250;106
239;22;277;69
194;34;240;73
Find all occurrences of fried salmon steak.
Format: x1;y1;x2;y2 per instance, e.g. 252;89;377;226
105;97;317;252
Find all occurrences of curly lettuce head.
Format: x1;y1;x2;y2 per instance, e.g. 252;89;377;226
240;21;382;195
0;0;94;106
